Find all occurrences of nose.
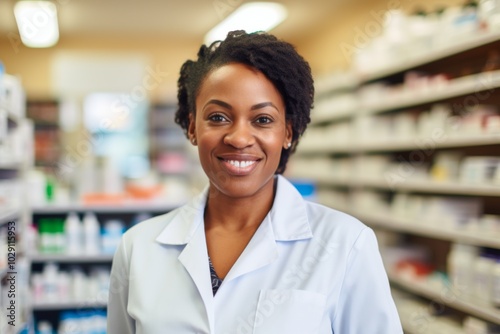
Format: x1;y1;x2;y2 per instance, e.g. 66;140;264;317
223;120;255;149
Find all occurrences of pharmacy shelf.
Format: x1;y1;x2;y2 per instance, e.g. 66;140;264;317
297;143;352;154
31;300;107;311
311;177;500;196
29;254;114;263
32;202;179;214
292;174;351;188
363;70;500;114
311;108;356;124
0;208;19;226
355;211;500;249
356;134;500;152
341;179;500;197
389;273;500;326
359;31;500;82
308;28;500;330
314;74;359;96
0;161;22;170
299;134;500;155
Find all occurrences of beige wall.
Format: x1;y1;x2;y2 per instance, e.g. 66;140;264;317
0;34;201;100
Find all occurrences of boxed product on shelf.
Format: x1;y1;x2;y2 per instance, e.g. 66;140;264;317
430;151;463;182
390;194;483;229
455;105;500;136
380;244;430;274
353;155;392;183
459;156;500;184
447;243;500;307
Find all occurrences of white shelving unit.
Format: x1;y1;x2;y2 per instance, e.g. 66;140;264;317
352;211;500;249
359;31;500;82
28;202;178;330
29;254;115;263
362;70;500;114
307;178;500;197
31;301;108;312
389;273;500;326
300;134;500;154
0;73;33;334
32;202;179;215
291;31;500;329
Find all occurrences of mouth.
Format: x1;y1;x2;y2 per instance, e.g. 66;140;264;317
218;157;260;175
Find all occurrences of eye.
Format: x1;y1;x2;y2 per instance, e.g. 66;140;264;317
255;116;273;124
208;113;228;123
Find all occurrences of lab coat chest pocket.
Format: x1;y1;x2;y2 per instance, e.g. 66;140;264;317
253;289;326;334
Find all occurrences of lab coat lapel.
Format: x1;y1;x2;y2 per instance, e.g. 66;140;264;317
223;215;279;283
156;188;216;333
178;227;215;333
223;175;312;283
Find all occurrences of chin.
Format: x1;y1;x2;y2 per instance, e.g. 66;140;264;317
209;174;273;199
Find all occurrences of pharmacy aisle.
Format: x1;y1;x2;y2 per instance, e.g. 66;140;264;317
289;11;500;334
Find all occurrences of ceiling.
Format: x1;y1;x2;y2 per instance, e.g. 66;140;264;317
0;0;346;42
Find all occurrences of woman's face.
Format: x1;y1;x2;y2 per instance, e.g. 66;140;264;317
189;62;292;199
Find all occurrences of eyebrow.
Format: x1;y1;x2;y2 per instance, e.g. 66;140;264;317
203;99;279;112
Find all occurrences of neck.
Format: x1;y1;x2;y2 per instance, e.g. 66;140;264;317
204;177;277;233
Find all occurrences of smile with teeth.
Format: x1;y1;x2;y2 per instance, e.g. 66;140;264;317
226;160;256;168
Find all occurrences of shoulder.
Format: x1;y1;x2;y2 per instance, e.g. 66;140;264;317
304;200;370;244
273;175;370;244
120;207;181;245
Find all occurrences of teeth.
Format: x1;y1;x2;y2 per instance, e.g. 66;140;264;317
227;160;256;168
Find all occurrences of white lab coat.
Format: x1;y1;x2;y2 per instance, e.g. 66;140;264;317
107;175;403;334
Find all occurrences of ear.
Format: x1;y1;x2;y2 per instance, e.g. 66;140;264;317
187;113;197;145
283;121;293;149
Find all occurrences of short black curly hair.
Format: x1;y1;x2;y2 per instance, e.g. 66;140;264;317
175;30;314;174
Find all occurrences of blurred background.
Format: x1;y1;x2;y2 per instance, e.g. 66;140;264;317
1;0;500;333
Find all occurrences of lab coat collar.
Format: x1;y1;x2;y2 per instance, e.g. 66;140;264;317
155;175;313;245
155;185;208;245
270;175;313;241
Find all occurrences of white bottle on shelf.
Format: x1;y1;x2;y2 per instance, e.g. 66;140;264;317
43;262;59;303
83;212;101;255
64;212;83;255
447;243;478;299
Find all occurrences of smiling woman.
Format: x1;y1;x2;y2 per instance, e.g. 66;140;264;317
191;63;290;200
107;30;403;334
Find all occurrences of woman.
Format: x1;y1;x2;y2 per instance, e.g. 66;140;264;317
108;30;402;333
